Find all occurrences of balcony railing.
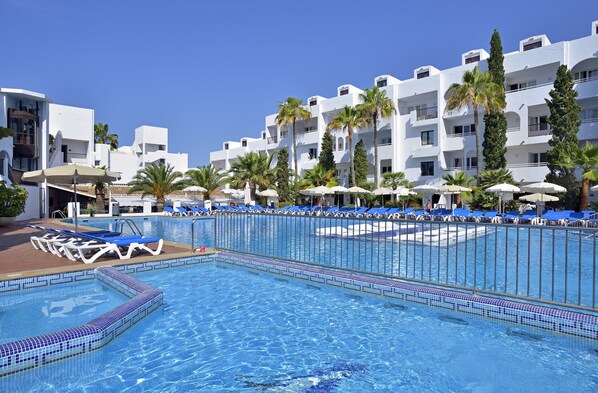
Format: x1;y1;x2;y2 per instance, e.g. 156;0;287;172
528;123;551;136
506;81;552;93
506;127;520;132
581;117;598;124
267;136;278;144
507;162;548;168
415;106;438;121
446;130;476;138
574;75;598;84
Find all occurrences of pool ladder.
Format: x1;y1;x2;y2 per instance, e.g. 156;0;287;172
114;218;143;236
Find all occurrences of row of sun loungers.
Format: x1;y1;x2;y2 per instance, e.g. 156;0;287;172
28;225;163;264
162;204;597;227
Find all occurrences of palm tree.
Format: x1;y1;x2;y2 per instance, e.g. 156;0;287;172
227;152;276;200
442;170;475;207
327;106;368;187
0;126;15;139
127;163;185;212
357;86;396;186
92;166;111;213
185;164;226;200
381;171;410;190
276;97;312;176
445;66;506;183
94;123;119;150
559;142;598;211
299;164;337;188
478;168;515;189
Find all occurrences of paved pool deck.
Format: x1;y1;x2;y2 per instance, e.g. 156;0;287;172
0;219;215;280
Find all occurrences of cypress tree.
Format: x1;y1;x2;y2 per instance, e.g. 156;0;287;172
482;29;508;169
319;129;335;173
545;65;582;209
353;140;368;186
275;148;292;203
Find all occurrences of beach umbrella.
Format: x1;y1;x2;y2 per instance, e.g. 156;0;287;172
183;185;207;192
519;193;559;203
347;186;371;210
411;184;439;193
438;185;472;210
372;187;393;206
591;185;598;192
486;183;521;213
522;181;566;194
22;164;120;232
329;185;348;208
244;182;252;205
257;189;279;198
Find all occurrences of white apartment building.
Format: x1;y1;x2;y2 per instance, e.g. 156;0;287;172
210;20;598;190
1;89;189;220
95;125;188;184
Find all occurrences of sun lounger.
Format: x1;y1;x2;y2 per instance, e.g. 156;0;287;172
60;232;163;264
500;210;520;224
164;206;177;216
518;210;537;224
479;210;499;223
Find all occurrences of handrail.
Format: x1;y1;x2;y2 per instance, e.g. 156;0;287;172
51;210;66;219
114;218;142;236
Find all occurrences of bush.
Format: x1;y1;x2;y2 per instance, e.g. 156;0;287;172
0;181;28;217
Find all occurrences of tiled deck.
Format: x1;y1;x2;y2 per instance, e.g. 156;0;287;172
0;219;215;280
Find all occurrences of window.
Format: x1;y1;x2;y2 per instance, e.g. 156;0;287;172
262;133;266;139
94;160;101;166
417;70;429;79
529;115;548;131
452;124;475;136
466;156;478;169
465;55;480;64
453;158;462;169
337;138;344;151
158;145;166;151
304;126;317;132
308;148;317;160
573;69;598;82
421;161;434;176
242;140;247;147
580;107;598;122
61;145;68;163
421;130;434;145
159;158;165;164
339;88;349;96
224;143;229;150
529;152;548;165
523;41;542;51
376;79;387;88
509;80;536;92
381;165;392;174
309;99;317;106
0;157;4;176
380;137;392;145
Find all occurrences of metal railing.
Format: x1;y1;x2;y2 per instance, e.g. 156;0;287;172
214;213;598;312
51;210;66;219
191;217;217;252
415;106;438;121
114;218;142;236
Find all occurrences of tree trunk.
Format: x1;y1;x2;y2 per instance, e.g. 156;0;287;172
157;197;165;212
580;179;589;211
349;127;356;187
474;107;481;185
373;113;379;186
292;121;298;176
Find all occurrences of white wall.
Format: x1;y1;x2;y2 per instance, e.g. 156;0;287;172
17;185;40;221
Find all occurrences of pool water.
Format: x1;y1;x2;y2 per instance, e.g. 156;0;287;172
4;262;598;392
0;281;128;345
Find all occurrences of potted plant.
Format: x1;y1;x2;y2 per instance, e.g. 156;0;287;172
0;181;28;226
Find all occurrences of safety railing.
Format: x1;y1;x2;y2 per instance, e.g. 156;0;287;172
191;217;217;252
214;212;598;312
114;218;143;237
51;210;66;219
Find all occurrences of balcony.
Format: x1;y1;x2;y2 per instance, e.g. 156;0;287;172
410;106;438;127
267;136;278;145
574;75;598;99
443;107;470;119
528;123;551;137
296;129;319;145
507;162;549;183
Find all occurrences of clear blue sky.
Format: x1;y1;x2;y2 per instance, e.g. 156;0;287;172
1;0;596;167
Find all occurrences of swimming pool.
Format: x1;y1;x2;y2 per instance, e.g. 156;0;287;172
3;261;597;392
0;280;127;345
78;215;598;310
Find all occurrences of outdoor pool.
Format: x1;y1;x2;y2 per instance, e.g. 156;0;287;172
3;262;598;392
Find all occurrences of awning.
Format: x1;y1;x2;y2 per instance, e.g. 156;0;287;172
47;183;96;198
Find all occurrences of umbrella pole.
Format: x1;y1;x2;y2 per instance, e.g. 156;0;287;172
73;174;78;233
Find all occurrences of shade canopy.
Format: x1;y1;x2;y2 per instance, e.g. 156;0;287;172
346;186;371;194
372;187;393;196
394;187;415;196
522;182;566;194
22;164;120;184
486;183;521;193
311;186;334;195
411;184;439;193
438;184;472;194
258;189;279;198
519;193;559;203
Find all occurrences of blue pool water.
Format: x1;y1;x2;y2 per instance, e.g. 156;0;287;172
3;262;598;392
0;281;128;345
78;215;598;309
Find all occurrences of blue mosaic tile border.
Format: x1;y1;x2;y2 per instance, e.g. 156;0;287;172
216;251;598;342
0;267;163;377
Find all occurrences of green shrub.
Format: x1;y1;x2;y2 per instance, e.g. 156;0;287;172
0;181;28;217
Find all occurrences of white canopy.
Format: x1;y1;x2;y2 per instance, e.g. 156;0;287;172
258;189;279;198
329;186;349;193
371;187;393;196
486;183;521;193
520;193;559;203
183;185;207;192
522;182;566;194
347;186;370;194
411;184;439;193
438;184;471;194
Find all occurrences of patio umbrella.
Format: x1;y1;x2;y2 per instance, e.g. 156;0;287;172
519;193;559;203
258;189;279;198
244;182;252;205
486;183;521;213
22;164;120;232
522;181;566;194
372;187;393;206
183;185;207;192
411;184;439;210
329;185;349;208
300;188;316;207
438;185;472;210
347;186;370;210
